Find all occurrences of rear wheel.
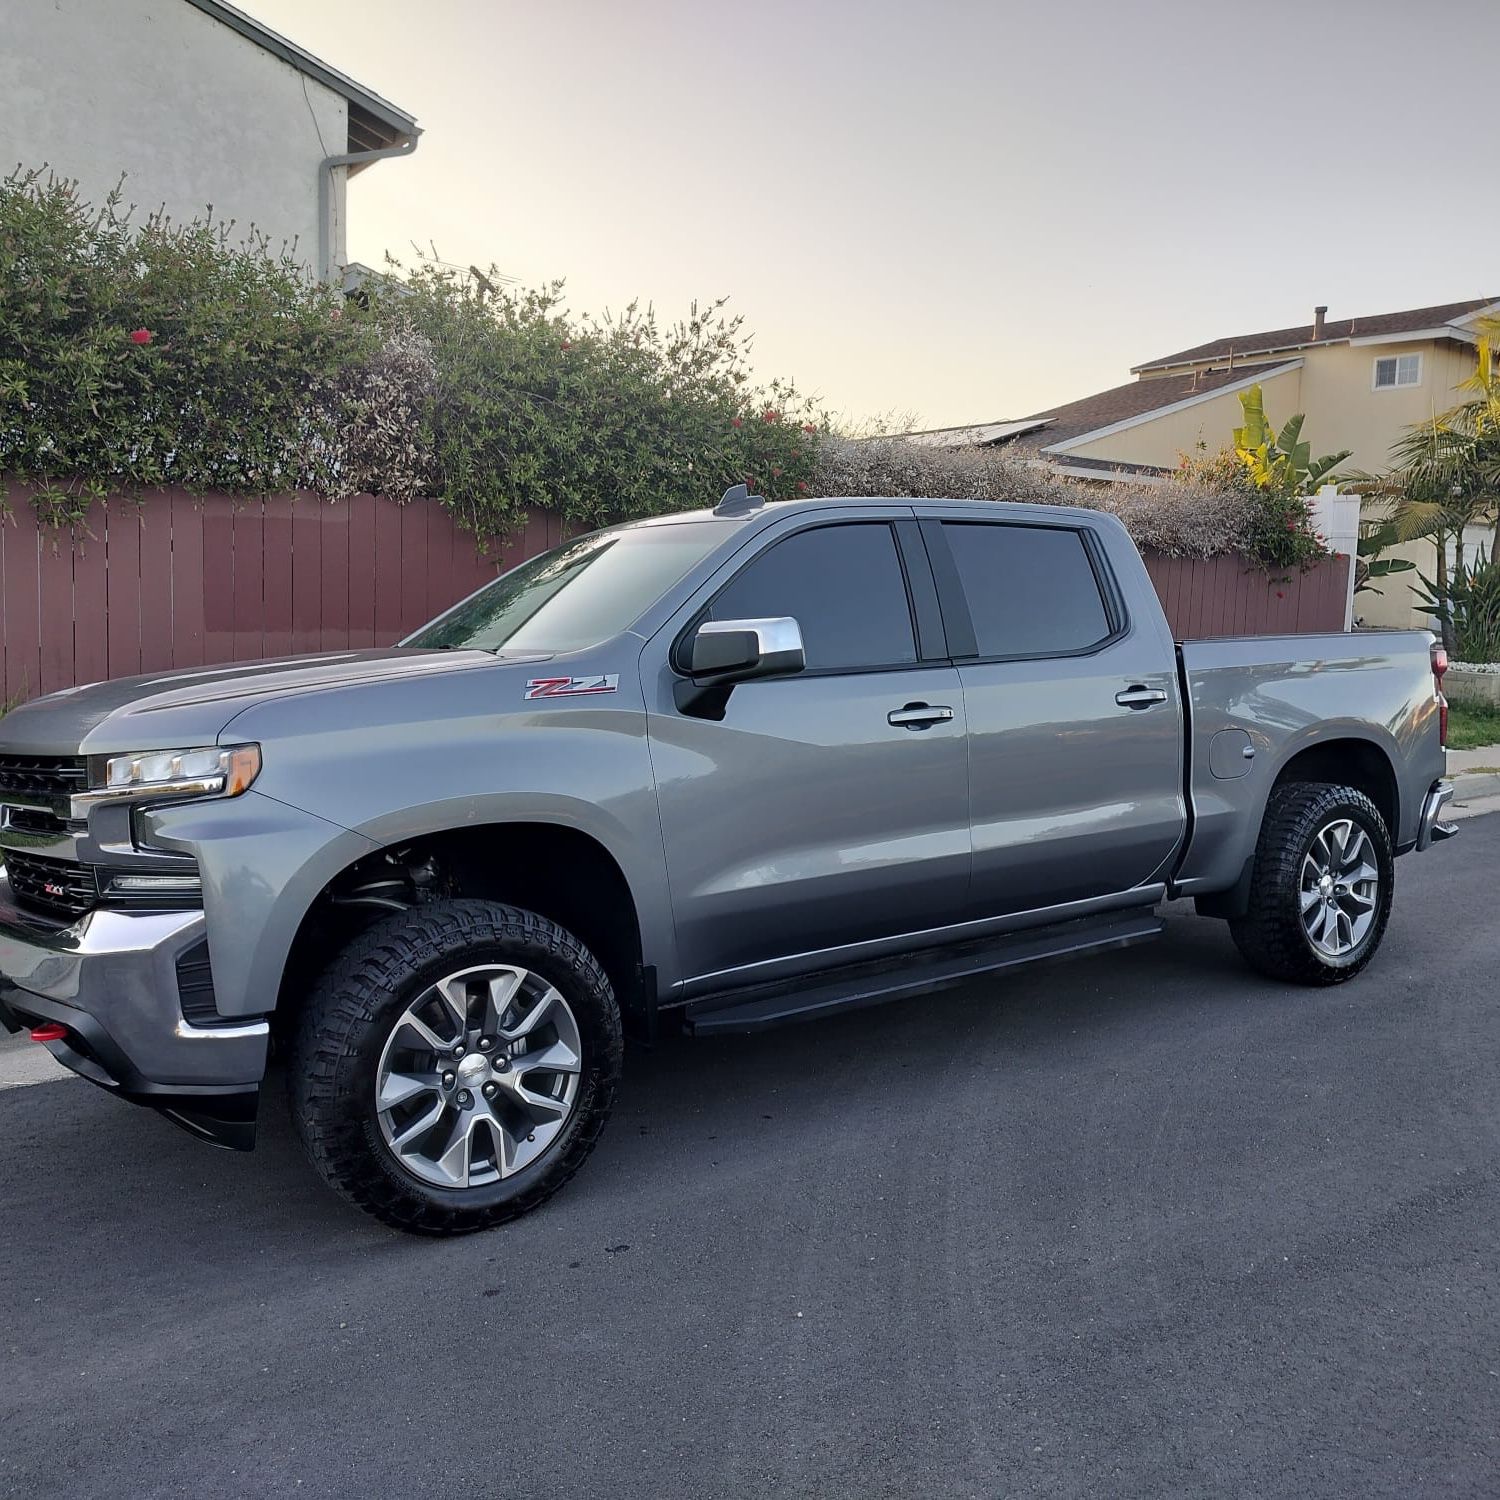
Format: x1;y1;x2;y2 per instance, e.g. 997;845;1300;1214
290;899;622;1234
1229;782;1394;986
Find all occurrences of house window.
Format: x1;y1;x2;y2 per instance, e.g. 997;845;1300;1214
1373;353;1422;389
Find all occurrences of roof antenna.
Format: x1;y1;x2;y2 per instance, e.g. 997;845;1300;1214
715;483;765;517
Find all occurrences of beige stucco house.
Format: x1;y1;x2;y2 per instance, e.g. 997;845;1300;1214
909;297;1499;627
0;0;419;281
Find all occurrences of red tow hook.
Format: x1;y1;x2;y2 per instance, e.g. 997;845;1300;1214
29;1022;68;1044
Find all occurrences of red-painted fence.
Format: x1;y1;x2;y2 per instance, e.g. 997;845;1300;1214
1141;548;1350;640
0;483;1352;707
0;485;562;706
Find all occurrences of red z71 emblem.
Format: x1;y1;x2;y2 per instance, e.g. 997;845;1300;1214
524;675;620;700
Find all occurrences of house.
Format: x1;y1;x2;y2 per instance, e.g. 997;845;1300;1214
1;0;420;281
903;297;1500;627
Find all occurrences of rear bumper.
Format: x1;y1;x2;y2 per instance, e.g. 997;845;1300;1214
0;875;266;1148
1416;779;1458;852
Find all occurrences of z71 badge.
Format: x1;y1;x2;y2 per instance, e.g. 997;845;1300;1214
524;675;620;700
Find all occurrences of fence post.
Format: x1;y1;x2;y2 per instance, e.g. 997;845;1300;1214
1310;485;1360;630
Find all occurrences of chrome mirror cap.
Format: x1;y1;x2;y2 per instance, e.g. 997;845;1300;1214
690;617;805;680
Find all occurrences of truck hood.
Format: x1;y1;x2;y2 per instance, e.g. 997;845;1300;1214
0;649;543;755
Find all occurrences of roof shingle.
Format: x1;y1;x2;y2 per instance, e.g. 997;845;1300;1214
1133;297;1496;372
1010;363;1298;453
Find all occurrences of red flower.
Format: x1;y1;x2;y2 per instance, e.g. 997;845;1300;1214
796;480;809;493
801;423;817;435
730;417;743;429
762;409;780;423
128;328;153;345
1276;590;1285;599
560;340;572;351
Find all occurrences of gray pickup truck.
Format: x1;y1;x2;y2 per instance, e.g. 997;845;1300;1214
0;491;1457;1232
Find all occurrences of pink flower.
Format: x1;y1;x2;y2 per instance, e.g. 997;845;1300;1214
762;408;780;423
802;423;817;435
128;328;152;345
796;480;809;493
730;417;743;429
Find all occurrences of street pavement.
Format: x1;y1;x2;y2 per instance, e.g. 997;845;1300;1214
2;818;1497;1499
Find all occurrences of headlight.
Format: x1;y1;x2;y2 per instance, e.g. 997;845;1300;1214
72;744;261;816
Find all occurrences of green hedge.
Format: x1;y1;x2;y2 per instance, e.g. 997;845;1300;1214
0;169;821;536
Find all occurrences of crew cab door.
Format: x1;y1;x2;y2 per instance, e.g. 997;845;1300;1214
920;514;1186;916
643;512;970;991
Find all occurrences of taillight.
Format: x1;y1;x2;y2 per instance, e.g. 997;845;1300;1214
29;1022;68;1043
1432;644;1449;746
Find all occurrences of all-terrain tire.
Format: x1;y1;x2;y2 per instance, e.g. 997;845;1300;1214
1229;781;1395;986
289;899;622;1234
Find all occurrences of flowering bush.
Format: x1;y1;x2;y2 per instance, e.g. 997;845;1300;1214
0;170;820;537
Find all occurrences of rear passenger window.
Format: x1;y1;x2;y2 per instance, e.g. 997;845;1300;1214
709;523;917;671
942;523;1113;658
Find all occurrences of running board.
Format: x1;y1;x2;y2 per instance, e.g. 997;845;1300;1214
682;909;1164;1036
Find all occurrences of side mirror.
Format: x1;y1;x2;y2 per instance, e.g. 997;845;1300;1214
689;617;806;682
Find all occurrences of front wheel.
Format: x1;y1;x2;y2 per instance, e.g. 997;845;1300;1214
289;899;623;1234
1229;782;1394;986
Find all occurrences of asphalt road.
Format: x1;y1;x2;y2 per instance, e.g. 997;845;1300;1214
2;820;1497;1500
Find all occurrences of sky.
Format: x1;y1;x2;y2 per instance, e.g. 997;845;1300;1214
245;0;1500;431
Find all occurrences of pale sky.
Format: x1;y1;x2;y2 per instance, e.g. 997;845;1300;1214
247;0;1500;430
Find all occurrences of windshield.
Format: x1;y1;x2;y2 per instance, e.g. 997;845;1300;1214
405;522;725;654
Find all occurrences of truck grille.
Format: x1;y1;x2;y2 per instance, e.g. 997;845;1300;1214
0;754;89;801
2;850;100;919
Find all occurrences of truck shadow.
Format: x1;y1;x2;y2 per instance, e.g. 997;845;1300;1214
0;907;1256;1267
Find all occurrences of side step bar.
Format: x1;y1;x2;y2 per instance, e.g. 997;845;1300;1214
683;908;1164;1036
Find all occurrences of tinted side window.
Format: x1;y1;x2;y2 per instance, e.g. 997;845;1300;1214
710;523;917;671
942;523;1113;657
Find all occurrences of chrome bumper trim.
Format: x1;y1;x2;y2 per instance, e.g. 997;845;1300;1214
1416;779;1457;852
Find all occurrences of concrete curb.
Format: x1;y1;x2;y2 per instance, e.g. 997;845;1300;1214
1452;769;1500;805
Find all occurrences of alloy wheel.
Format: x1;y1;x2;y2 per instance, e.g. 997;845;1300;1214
375;964;582;1189
1299;818;1380;958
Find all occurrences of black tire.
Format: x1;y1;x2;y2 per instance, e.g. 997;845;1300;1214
1229;782;1395;986
289;899;622;1234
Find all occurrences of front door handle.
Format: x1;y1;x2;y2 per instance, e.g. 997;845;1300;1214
887;703;954;730
1115;685;1169;709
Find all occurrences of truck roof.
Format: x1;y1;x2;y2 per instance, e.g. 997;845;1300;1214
628;495;1105;528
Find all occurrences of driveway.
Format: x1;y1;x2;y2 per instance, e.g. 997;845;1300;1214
2;818;1497;1499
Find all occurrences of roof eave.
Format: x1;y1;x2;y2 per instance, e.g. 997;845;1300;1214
183;0;420;144
1039;360;1302;456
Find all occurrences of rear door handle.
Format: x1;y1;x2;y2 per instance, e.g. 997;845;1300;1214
887;703;954;729
1115;686;1169;709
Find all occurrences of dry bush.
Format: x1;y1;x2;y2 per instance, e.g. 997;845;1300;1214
813;437;1259;559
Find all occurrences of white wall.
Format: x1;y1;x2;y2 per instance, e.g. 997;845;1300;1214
0;0;346;270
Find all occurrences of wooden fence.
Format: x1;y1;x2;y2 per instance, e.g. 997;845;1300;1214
1141;548;1350;640
0;483;1352;706
0;485;561;705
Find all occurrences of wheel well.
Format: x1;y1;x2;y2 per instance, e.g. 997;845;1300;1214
1273;739;1399;838
275;824;646;1040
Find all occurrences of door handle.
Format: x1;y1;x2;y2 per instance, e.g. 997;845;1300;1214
887;703;954;729
1115;685;1169;709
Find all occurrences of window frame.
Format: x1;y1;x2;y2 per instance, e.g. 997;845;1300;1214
671;517;945;679
1372;352;1423;391
917;517;1129;665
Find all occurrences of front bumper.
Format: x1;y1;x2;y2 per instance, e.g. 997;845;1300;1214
1416;779;1458;852
0;875;267;1148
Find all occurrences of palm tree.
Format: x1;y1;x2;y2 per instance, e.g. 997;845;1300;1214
1384;320;1500;652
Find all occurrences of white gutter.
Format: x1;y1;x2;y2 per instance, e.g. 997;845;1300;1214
318;137;419;283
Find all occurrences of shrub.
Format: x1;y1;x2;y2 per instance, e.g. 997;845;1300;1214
0;169;821;538
815;437;1260;559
